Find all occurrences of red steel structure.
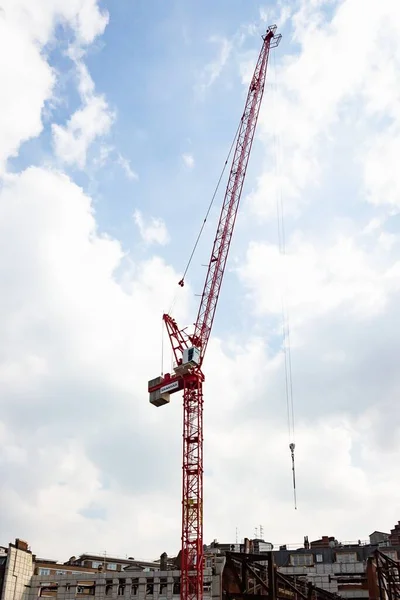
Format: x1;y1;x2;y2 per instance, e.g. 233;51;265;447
148;25;281;600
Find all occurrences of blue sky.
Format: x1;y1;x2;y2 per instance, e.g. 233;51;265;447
12;0;288;278
1;0;400;561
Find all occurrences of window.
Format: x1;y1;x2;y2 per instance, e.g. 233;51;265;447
316;554;323;563
39;585;58;597
39;569;50;576
92;561;103;569
203;581;211;594
107;563;117;571
382;550;397;561
159;579;167;596
118;580;126;596
336;552;357;563
106;580;113;596
173;578;180;595
290;554;313;567
56;571;67;575
76;585;95;596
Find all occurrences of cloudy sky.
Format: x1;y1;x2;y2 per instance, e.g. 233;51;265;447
1;0;400;562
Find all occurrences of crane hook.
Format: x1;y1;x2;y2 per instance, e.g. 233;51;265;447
289;443;297;510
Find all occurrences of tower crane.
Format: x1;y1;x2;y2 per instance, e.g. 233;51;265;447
148;25;281;600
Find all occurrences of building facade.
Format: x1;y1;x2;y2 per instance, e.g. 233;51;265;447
0;540;223;600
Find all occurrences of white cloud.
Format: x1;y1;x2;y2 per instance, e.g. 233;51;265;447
0;6;53;171
182;153;195;168
52;63;115;169
0;0;108;173
117;153;138;180
0;166;189;556
91;146;138;180
247;0;400;219
363;125;400;207
9;0;108;46
239;231;400;325
198;36;232;92
133;209;170;246
2;0;400;563
52;97;114;169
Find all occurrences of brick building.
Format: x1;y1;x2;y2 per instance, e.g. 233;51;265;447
389;522;400;546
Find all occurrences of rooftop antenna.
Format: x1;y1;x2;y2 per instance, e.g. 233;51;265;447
235;527;238;545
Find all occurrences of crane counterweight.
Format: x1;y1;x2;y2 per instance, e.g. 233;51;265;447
147;25;281;600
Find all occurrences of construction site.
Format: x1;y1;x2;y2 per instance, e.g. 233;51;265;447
1;530;400;600
1;13;399;600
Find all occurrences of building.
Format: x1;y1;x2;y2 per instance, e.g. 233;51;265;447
33;553;158;579
0;540;34;600
0;546;9;600
369;531;390;546
2;524;400;600
204;538;273;556
274;535;400;600
205;524;400;600
61;554;155;573
204;541;241;555
252;539;273;554
310;537;338;549
389;522;400;547
0;539;223;600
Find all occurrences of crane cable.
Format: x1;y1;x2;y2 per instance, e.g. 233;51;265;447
163;119;242;374
272;50;297;509
177;119;242;289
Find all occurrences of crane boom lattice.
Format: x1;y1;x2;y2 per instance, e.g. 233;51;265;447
192;26;281;358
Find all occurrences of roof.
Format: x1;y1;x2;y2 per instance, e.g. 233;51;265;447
77;554;135;564
36;558;58;564
124;559;164;571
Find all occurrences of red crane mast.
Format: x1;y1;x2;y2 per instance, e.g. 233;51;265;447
148;25;281;600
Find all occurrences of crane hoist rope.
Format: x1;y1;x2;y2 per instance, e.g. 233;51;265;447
271;49;297;509
177;121;241;290
166;121;241;321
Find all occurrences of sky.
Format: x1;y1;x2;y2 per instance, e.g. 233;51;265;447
0;0;400;562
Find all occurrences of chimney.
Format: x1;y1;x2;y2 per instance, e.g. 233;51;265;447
160;553;168;571
15;539;29;552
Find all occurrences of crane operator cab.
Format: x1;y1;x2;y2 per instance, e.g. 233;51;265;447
183;347;200;367
174;346;201;375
